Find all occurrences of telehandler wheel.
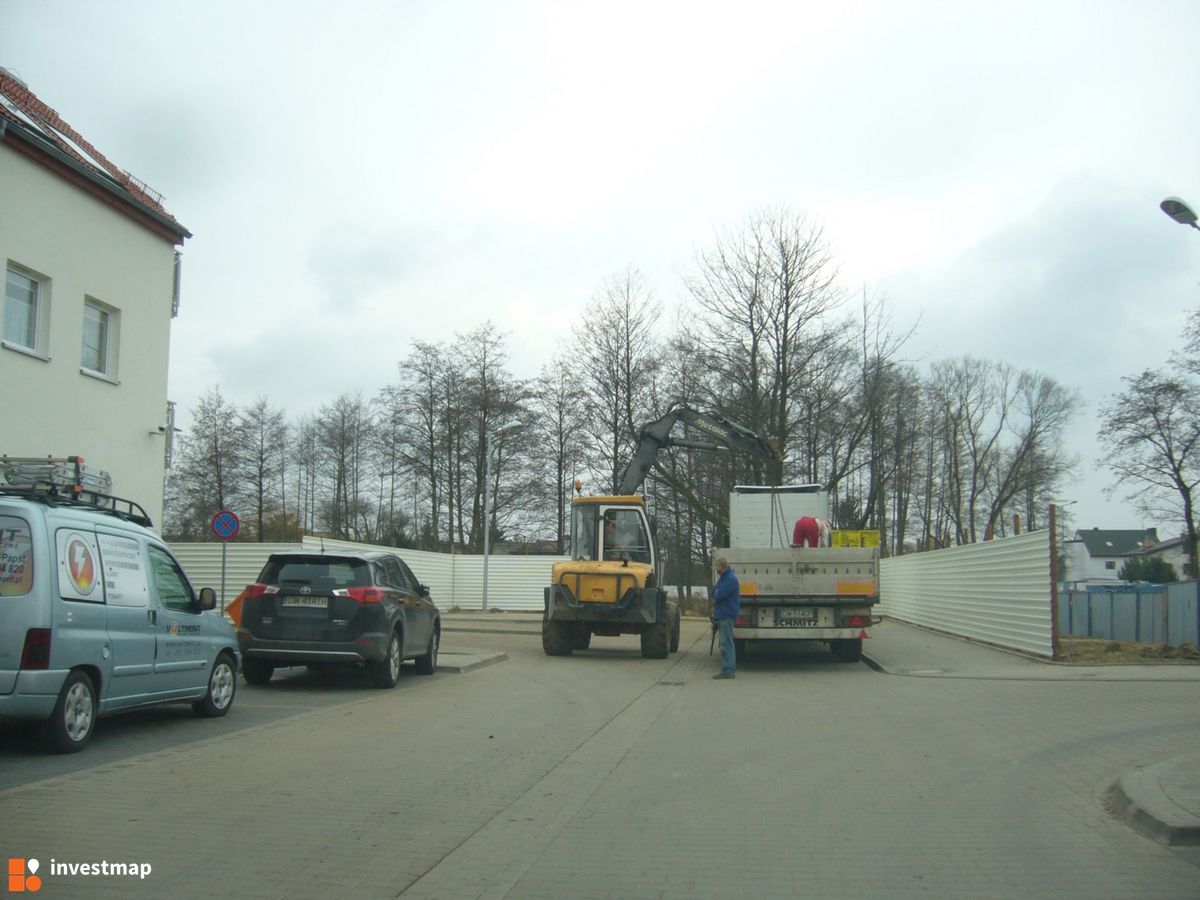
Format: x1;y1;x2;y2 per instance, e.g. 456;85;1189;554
669;604;681;653
831;638;863;662
542;618;574;656
640;619;670;659
569;625;592;651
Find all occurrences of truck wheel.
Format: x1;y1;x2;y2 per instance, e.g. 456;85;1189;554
42;670;97;754
542;618;574;656
242;658;275;685
569;625;591;651
832;638;863;662
668;603;681;653
640;619;670;659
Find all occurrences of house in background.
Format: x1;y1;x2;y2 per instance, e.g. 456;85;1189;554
1131;533;1190;579
1;67;190;526
1062;527;1158;584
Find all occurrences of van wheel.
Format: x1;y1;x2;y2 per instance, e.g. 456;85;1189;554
414;629;439;675
242;658;275;685
194;653;237;717
42;670;97;754
370;630;402;688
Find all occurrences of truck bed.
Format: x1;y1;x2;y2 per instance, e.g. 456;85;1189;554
723;547;878;603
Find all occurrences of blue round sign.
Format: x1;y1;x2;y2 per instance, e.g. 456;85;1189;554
211;509;240;540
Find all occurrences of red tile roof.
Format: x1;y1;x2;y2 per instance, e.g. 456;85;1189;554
0;66;189;241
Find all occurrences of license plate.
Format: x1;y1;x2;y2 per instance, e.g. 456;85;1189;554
775;608;817;626
282;595;328;608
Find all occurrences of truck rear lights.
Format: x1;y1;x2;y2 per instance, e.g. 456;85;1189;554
735;615;752;627
20;628;51;670
840;614;871;628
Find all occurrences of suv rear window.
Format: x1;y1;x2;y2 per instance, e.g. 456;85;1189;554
0;515;33;597
258;557;371;590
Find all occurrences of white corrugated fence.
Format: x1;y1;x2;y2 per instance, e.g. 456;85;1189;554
169;537;565;612
878;530;1055;657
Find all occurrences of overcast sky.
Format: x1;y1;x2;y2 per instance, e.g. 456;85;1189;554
5;0;1200;535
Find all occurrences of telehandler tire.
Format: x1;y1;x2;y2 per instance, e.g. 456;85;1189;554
542;618;574;656
669;603;681;653
640;619;670;659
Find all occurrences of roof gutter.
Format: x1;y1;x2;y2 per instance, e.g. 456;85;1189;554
1;117;191;244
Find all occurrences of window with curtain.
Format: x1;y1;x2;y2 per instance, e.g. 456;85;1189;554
82;300;111;374
4;266;39;350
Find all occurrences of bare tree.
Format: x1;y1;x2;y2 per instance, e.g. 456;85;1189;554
162;386;245;540
532;356;588;552
1099;369;1200;575
575;268;662;493
237;397;289;541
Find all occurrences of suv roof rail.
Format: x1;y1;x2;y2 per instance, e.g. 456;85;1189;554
0;455;152;527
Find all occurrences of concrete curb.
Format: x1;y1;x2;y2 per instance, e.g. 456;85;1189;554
1108;755;1200;847
435;650;509;674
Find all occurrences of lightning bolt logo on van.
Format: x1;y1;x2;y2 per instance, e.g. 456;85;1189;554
65;535;96;595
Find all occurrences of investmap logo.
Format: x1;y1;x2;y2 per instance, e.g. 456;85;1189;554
7;856;152;891
7;859;40;893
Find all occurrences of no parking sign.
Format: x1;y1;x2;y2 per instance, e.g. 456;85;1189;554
210;509;240;541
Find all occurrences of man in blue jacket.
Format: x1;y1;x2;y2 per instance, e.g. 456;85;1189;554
710;556;740;679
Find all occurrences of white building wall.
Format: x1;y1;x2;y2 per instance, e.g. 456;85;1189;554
879;530;1054;658
1;146;179;525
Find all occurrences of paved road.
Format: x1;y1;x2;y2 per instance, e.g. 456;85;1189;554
1;618;1197;898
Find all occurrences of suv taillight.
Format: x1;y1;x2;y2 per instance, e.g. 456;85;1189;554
244;583;277;601
21;629;51;670
344;587;384;604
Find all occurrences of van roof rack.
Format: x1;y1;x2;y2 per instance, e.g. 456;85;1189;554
0;455;153;527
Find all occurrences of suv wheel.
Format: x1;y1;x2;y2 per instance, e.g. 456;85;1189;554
42;670;97;754
414;629;439;675
370;630;402;688
242;658;275;685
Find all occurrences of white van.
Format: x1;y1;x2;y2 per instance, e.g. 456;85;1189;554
0;457;238;752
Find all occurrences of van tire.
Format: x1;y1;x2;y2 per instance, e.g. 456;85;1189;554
242;658;275;685
42;670;97;754
370;630;402;688
194;653;237;717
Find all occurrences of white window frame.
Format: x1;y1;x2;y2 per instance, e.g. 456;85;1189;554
3;263;50;359
81;297;119;382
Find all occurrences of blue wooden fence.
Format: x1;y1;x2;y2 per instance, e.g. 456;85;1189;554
1059;582;1200;646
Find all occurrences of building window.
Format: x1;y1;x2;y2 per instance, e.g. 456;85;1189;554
1105;560;1116;570
81;299;118;377
4;265;42;351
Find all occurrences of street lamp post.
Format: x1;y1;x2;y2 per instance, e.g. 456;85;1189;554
482;421;520;612
1159;196;1200;232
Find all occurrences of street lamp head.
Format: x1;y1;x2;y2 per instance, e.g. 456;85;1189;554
1160;196;1199;228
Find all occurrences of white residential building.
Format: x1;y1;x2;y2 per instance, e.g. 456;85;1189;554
1;67;190;526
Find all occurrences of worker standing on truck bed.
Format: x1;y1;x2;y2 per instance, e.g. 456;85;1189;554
710;556;740;680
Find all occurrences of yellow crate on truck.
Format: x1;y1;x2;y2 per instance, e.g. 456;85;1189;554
830;529;881;548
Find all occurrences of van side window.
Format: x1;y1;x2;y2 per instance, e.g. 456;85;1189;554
147;546;195;612
0;516;33;597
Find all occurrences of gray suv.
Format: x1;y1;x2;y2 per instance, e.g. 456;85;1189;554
237;551;440;688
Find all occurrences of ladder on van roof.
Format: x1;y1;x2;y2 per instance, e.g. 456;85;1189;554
1;455;113;494
0;455;151;527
